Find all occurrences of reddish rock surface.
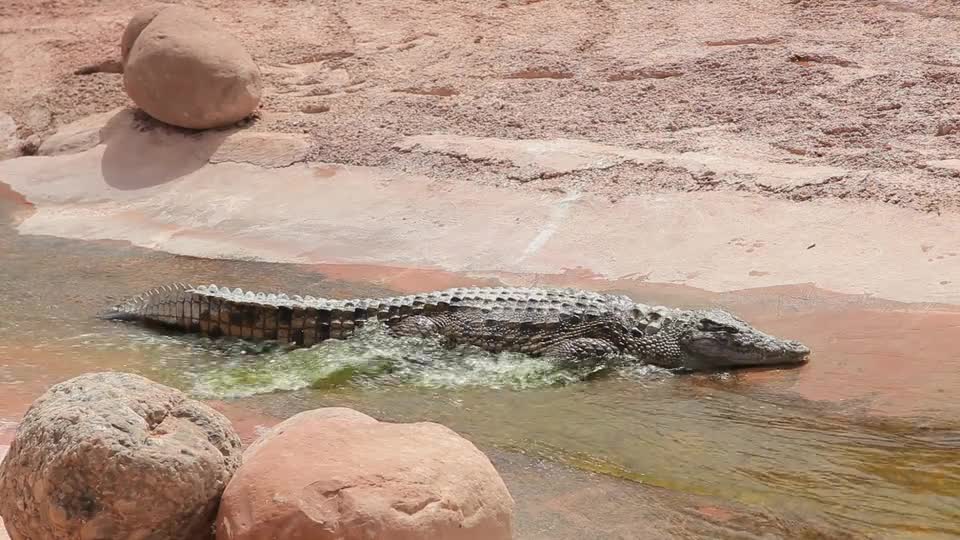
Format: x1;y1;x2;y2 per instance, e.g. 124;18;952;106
3;141;959;306
2;0;959;308
216;407;515;540
36;108;123;156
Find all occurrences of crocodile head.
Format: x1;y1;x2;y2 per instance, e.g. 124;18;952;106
672;309;810;370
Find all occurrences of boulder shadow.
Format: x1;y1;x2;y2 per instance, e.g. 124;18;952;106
100;108;236;190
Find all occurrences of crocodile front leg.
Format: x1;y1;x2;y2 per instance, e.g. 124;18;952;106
389;315;445;339
543;337;620;369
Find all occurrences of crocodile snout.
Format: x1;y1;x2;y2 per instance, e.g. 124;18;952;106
780;339;811;362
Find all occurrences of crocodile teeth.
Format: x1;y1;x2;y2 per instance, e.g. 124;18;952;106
232;288;243;295
267;294;277;302
292;295;304;302
195;285;208;293
256;292;266;301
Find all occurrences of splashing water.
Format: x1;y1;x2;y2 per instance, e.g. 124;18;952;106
155;323;672;399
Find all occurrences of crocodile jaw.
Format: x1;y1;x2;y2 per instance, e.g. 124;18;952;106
680;330;811;369
672;308;811;370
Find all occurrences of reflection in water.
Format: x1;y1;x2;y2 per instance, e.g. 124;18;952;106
0;200;958;538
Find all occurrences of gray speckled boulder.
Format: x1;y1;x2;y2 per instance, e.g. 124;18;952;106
0;372;242;540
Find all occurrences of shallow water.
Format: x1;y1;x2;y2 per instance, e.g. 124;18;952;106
1;201;958;538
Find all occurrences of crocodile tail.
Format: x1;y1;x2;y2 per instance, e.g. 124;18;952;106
97;283;194;322
100;283;378;347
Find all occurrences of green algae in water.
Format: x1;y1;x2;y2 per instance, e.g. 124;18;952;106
184;325;616;399
78;316;674;398
310;364;383;390
180;322;598;398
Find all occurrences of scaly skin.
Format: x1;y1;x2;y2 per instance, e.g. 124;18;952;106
99;283;811;371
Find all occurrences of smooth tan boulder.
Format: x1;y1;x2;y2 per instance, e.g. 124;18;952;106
0;372;243;540
120;5;165;63
122;5;262;129
216;407;515;540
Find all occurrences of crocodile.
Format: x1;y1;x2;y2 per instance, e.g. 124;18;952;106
99;283;810;371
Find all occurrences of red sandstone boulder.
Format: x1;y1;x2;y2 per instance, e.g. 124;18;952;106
215;407;515;540
0;372;243;540
122;5;262;129
120;5;165;64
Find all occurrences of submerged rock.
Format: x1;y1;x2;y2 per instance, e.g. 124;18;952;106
0;372;242;540
216;407;515;540
122;5;262;129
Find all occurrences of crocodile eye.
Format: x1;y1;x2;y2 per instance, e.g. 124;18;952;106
631;327;644;337
700;319;738;333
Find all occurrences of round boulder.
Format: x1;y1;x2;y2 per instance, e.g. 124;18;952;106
0;372;243;540
120;4;165;64
216;407;515;540
122;5;262;129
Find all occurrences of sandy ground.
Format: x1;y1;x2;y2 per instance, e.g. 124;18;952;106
3;0;960;213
